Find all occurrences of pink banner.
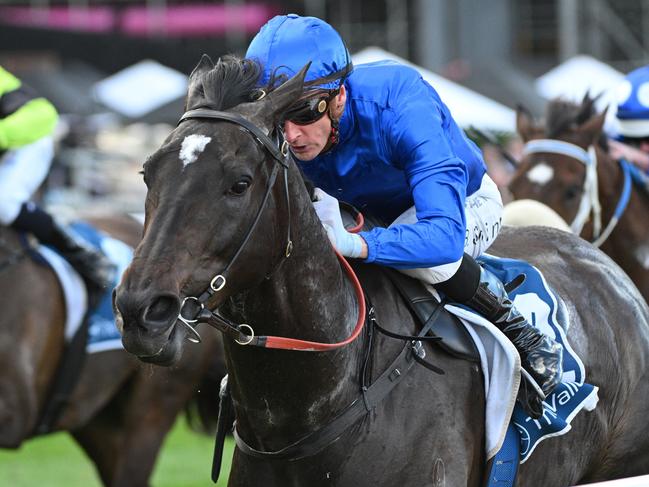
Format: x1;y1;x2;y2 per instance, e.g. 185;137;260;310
120;4;276;37
0;4;275;36
0;6;115;32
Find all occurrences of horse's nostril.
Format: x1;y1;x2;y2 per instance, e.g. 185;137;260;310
143;294;180;325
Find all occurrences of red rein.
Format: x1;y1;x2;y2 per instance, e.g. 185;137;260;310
263;250;366;351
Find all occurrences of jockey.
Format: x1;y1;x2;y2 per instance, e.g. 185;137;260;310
246;14;563;419
610;64;649;171
0;66;115;301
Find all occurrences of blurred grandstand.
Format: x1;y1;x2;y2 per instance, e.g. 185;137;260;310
0;0;647;214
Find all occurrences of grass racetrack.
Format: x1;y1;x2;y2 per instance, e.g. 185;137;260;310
0;417;234;486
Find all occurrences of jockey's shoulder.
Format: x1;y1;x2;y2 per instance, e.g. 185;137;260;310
349;61;438;108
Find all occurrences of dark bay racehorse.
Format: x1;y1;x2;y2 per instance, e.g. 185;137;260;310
0;213;224;487
114;56;649;486
509;96;649;301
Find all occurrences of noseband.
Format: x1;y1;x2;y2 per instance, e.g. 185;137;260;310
522;138;633;247
174;109;367;351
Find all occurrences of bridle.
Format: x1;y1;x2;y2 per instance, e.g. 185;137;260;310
174;108;367;351
522;138;633;247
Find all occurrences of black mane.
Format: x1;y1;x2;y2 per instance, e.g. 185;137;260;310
545;94;608;149
186;55;263;111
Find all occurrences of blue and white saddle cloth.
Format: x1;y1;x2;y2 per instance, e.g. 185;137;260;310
443;254;599;464
36;221;133;353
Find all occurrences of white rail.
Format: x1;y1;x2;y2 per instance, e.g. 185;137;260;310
574;475;649;486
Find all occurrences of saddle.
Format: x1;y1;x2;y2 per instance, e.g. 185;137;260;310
382;268;479;362
340;202;479;362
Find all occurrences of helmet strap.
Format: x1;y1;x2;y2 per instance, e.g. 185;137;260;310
329;117;340;145
319;112;340;155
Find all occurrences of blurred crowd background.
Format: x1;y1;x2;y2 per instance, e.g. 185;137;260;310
1;0;647;214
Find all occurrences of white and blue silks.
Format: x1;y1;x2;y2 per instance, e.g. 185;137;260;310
615;64;649;137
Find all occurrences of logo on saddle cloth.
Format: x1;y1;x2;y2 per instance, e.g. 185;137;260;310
478;254;599;463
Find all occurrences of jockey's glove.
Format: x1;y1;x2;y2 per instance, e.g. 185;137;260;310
313;187;364;258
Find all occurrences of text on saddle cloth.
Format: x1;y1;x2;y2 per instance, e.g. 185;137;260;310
461;254;599;463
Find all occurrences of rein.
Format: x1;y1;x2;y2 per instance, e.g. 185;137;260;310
522;138;632;247
174;109;367;351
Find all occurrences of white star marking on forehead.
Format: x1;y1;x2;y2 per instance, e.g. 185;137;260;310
526;162;554;186
179;134;212;169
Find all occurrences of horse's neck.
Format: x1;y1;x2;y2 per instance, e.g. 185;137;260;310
597;148;623;208
594;149;643;234
225;176;365;447
594;148;649;257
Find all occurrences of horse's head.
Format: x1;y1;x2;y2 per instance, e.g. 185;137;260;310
509;96;608;227
113;55;307;365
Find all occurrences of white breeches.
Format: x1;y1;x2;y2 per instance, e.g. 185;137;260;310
393;173;503;284
0;137;54;224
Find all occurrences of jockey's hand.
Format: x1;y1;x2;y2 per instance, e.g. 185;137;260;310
313;188;365;258
609;139;649;171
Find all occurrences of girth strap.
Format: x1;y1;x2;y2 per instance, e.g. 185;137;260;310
217;307;442;469
231;338;420;462
211;375;235;483
33;309;90;435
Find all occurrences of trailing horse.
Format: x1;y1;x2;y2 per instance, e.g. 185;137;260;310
0;213;224;487
509;96;649;301
114;56;649;486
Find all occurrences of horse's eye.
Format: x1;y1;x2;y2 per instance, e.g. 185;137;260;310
564;185;581;201
230;178;251;195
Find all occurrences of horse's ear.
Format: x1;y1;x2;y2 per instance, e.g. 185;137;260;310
264;63;310;118
189;54;214;80
577;107;608;143
516;104;538;142
185;55;215;110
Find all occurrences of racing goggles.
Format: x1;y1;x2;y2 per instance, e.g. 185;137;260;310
282;89;339;125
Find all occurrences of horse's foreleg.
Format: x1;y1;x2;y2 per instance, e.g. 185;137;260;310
72;365;200;487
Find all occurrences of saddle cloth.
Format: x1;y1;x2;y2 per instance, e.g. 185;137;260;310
36;221;132;353
437;254;599;463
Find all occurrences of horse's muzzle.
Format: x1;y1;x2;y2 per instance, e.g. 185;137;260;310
113;285;186;364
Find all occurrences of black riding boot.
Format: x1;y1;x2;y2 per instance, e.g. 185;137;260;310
12;203;116;305
466;266;563;419
49;221;116;293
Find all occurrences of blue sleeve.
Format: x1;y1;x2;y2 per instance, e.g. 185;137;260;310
359;83;468;269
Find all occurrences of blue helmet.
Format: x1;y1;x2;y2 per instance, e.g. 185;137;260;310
245;14;352;91
615;65;649;138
